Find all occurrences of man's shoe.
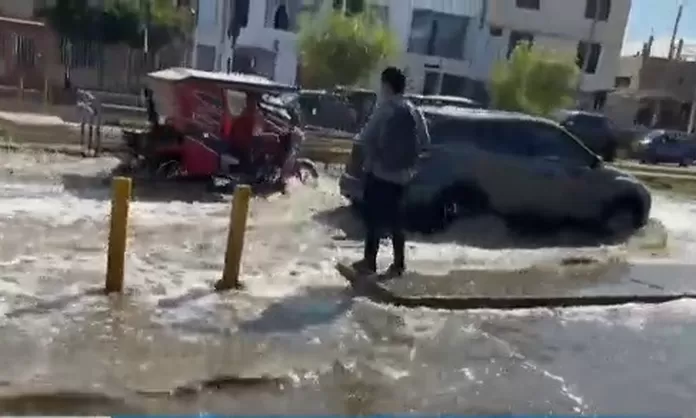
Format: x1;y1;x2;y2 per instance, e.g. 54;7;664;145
351;259;377;276
385;263;405;278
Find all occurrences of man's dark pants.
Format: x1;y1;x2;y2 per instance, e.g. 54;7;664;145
362;172;406;271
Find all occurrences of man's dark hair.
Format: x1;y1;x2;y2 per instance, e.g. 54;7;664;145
380;66;406;95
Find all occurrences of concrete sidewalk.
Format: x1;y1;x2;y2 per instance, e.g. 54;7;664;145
341;260;696;310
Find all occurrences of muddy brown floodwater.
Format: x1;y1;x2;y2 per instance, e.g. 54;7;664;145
0;151;694;415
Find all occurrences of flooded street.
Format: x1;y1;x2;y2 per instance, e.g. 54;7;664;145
0;151;694;415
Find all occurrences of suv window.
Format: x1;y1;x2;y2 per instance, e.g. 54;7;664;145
427;115;495;146
428;116;532;156
570;114;608;131
517;122;593;163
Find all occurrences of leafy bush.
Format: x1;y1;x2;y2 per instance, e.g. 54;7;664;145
297;9;397;89
491;42;580;117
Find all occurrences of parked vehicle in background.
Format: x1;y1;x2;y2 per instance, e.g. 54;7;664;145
553;110;620;162
634;130;696;166
296;88;483;135
340;107;652;236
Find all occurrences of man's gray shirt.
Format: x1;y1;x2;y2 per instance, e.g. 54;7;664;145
358;96;431;185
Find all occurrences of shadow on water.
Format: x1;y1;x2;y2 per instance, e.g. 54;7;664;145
61;173;228;204
313;205;639;250
239;286;354;334
0;391;145;415
61;173;291;204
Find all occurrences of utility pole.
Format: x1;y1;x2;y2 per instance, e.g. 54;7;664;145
142;0;151;70
652;1;684;127
668;2;684;60
688;86;696;133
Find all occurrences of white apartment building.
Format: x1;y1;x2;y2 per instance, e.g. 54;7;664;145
485;0;631;105
193;0;491;101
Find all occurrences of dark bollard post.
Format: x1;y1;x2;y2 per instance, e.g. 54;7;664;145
80;114;86;151
87;115;94;155
95;103;103;156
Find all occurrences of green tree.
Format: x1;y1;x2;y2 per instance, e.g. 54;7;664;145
490;42;580;117
297;9;397;89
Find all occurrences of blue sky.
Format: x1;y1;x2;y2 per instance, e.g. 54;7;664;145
622;0;695;56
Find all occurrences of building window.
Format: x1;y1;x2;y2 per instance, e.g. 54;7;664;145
233;0;250;28
408;10;469;60
197;0;217;25
577;41;601;74
422;72;440;95
507;31;534;58
489;26;503;37
274;5;290;30
267;0;319;31
614;76;631;88
195;44;216;71
12;34;36;69
369;5;389;25
333;0;365;15
440;74;468;96
585;0;611;21
516;0;540;10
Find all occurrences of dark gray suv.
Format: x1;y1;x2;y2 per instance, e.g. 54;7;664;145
340;106;652;234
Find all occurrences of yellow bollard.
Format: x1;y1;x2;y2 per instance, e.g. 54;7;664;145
105;177;132;293
215;184;252;291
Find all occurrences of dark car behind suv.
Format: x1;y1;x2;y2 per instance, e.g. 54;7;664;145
634;129;696;166
553;110;619;162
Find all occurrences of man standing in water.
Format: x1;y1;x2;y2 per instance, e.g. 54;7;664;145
352;67;431;277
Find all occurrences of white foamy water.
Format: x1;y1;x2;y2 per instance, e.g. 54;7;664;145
0;154;694;305
0;152;695;415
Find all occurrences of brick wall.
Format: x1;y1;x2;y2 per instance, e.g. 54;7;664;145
0;13;189;95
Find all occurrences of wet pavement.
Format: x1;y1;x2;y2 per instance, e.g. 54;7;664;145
0;150;694;415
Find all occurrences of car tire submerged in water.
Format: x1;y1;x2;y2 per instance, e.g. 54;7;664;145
600;197;644;237
412;184;489;234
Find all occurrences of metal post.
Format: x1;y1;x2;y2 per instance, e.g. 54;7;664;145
88;115;94;154
652;2;684;127
105;177;132;294
80;114;86;151
688;87;696;133
215;185;252;291
95;99;102;156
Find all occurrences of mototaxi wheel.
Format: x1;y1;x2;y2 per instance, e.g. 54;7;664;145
155;160;183;180
292;159;319;186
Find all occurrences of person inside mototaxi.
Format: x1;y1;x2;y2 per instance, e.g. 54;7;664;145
223;91;297;180
223;92;264;171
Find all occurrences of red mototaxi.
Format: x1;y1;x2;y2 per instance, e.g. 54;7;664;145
127;67;314;184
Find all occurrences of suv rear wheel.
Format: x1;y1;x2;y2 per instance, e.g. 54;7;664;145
411;184;489;233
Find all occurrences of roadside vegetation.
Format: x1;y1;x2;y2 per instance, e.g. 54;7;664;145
490;42;580;117
297;5;397;89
